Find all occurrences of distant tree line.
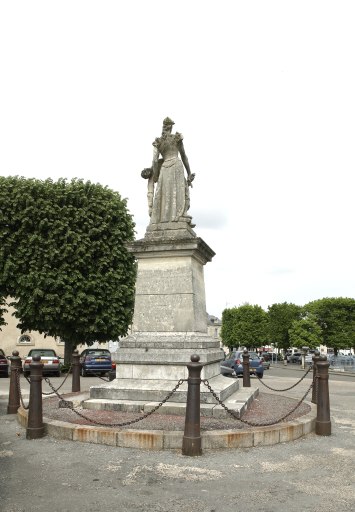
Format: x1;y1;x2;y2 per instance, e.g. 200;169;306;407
221;298;355;355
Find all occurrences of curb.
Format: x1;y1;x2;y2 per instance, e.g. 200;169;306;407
17;400;317;451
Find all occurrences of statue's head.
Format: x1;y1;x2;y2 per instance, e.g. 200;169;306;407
162;117;174;134
163;117;175;127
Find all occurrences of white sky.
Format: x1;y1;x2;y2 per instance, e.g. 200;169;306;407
1;1;355;318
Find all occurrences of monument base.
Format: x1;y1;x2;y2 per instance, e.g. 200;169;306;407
83;382;259;420
85;228;242;415
115;331;225;381
86;331;240;407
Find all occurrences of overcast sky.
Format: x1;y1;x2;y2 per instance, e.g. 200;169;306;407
1;1;354;318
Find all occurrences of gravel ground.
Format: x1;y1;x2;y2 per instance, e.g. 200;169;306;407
41;392;311;430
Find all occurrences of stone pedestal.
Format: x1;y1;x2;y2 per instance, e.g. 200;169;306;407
87;234;239;410
129;237;213;334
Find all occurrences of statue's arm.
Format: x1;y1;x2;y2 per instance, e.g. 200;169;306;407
152;146;160;182
179;141;195;186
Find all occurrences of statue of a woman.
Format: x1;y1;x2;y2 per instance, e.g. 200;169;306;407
142;117;195;228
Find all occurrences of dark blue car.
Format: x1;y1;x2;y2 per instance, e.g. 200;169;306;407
79;349;115;377
220;350;264;378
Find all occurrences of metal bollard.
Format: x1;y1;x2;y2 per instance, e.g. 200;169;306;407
26;354;45;439
242;349;251;387
311;350;321;404
7;350;22;414
71;349;80;392
182;354;203;456
315;355;331;436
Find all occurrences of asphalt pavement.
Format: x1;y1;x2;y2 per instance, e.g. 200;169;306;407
0;366;354;512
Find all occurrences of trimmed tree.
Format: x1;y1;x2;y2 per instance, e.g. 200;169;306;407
221;304;268;350
0;176;136;361
304;297;355;355
288;316;323;350
267;302;302;352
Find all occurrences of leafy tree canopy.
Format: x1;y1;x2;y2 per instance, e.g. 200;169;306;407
0;176;136;356
221;304;268;350
267;302;302;351
304;297;355;354
288;315;323;350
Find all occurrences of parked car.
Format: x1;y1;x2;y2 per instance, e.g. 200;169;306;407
23;349;61;377
220;350;264;378
328;354;355;367
304;354;313;366
79;349;115;377
260;357;270;370
260;351;271;361
289;352;302;364
249;352;270;370
0;348;9;378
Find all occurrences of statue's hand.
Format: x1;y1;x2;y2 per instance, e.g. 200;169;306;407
141;167;153;179
187;173;195;187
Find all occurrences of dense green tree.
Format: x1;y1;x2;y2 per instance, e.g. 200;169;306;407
221;304;268;350
304;297;355;355
288;315;323;350
267;302;302;352
0;176;136;361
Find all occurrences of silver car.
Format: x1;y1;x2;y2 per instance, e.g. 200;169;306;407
23;349;61;377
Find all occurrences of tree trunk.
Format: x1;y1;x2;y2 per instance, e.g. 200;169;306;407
64;341;76;364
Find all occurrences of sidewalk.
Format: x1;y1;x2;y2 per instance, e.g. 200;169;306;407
270;362;355;377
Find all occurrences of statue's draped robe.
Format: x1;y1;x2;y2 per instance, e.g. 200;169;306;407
150;132;190;224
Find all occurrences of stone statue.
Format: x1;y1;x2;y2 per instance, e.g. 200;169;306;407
141;117;195;228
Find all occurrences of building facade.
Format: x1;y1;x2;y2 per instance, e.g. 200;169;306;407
0;302;108;359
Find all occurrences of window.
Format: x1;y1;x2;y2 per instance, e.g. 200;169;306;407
17;334;33;345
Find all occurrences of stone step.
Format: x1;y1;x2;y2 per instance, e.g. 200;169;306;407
82;386;258;419
88;375;239;404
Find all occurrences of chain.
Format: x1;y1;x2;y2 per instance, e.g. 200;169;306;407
254;365;313;392
42;366;73;395
240;382;313;427
47;378;187;428
14;368;29;410
202;379;313;427
18;367;72;398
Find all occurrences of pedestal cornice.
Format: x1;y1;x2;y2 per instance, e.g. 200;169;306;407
126;237;215;266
